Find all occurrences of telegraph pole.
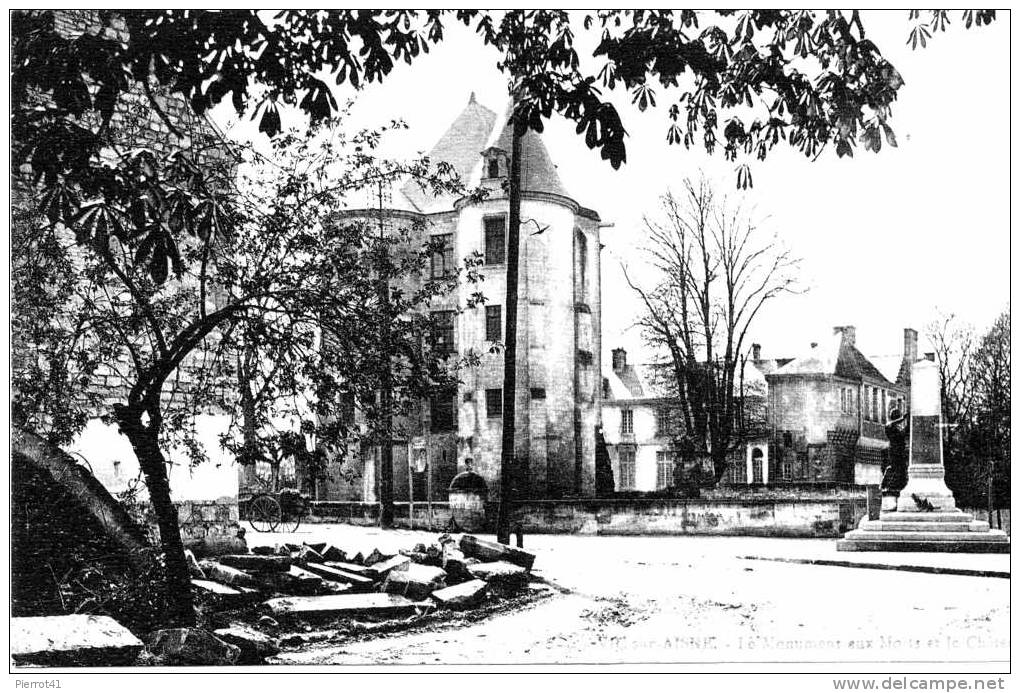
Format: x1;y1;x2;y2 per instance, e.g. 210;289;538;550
376;181;395;528
496;110;523;545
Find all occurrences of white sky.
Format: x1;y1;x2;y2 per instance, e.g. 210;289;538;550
214;11;1010;369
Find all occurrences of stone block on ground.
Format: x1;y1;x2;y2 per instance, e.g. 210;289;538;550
251;545;277;556
255;565;324;595
467;561;529;595
365;554;411;578
297;563;354;583
442;547;473;583
12;615;143;666
431;579;488;610
294;545;324;565
191;579;260;610
263;593;424;619
382;563;448;600
326;561;375;576
317;562;377;590
184;549;205;579
219;554;292;573
320;544;347;562
460;535;536;570
185;535;248;559
304;542;327;554
364;548;388;565
213;624;280;663
320;580;353;595
199;560;257;588
147;628;240;666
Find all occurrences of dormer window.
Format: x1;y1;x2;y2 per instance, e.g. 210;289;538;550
481;146;506;180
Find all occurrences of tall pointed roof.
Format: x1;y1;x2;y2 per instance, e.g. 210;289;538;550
400;93;575;213
400;93;497;212
481;102;571;199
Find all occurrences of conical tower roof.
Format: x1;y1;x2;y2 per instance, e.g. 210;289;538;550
401;93;576;213
401;92;497;212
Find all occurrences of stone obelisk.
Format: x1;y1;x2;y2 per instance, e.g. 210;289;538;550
895;359;957;512
837;359;1009;552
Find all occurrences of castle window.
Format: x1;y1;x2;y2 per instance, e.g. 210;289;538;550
620;409;634;435
881;389;887;423
485;305;502;342
430;233;454;278
485;388;503;418
655;408;673;437
487;157;500;179
872;387;879;423
576;230;588;299
530;387;546;400
430;310;456;356
655;450;675;489
577;350;594;367
783;431;793;447
484;216;506;265
618;448;636;490
430;388;457;433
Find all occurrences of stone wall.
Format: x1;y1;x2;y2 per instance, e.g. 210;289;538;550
300;494;868;538
127;499;241;543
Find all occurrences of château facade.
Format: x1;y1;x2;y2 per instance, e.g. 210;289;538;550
329;93;604;503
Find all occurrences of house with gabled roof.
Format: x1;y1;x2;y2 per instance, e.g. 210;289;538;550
602;347;769;492
759;325;914;485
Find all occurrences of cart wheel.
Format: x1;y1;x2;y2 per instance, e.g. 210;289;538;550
248;494;281;533
278;513;301;534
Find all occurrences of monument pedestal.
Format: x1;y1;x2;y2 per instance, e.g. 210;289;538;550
837;359;1009;553
837;510;1010;553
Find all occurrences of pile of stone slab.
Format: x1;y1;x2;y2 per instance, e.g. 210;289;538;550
12;534;539;667
256;534;538;621
171;533;536;664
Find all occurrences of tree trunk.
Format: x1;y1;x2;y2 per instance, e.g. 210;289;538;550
496;114;523;545
238;353;259;493
114;405;194;627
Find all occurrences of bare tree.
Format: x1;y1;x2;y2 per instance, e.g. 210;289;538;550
624;176;799;482
926;311;977;434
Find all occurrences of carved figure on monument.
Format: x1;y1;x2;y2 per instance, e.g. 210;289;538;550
881;408;909;495
837;359;1009;552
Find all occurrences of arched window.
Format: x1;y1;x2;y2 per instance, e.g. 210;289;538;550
575;230;588;298
751;447;764;484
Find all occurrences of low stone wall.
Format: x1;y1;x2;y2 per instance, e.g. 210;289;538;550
304;495;868;538
513;498;866;537
127;498;240;543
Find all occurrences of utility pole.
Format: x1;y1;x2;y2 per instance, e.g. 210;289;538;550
496;110;523;545
376;181;395;528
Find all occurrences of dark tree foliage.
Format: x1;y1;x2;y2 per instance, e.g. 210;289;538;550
13;10;998;255
11;108;482;625
927;309;1010;509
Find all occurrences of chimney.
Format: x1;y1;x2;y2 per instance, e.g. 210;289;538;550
833;325;856;347
903;327;918;364
611;347;627;372
924;352;936;362
751;343;761;360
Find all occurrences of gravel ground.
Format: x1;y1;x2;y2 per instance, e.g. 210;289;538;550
249;525;1010;667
